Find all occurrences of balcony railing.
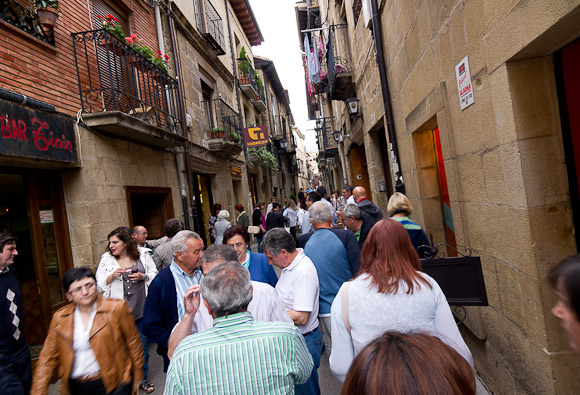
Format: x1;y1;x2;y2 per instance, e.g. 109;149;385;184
253;83;266;112
315;117;338;153
273;115;290;139
237;58;258;99
71;29;183;137
202;98;241;142
1;0;54;46
195;0;226;56
327;24;355;101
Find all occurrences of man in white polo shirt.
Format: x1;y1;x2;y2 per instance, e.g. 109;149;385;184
262;228;321;395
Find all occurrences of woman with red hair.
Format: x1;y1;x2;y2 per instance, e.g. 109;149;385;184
329;219;473;381
341;331;475;395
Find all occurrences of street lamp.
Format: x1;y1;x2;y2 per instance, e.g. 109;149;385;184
346;97;360;117
279;137;289;149
332;129;343;143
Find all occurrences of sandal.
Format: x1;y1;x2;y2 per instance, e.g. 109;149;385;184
140;380;155;393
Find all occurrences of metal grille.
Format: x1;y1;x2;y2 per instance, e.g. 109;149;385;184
71;29;184;136
201;98;241;141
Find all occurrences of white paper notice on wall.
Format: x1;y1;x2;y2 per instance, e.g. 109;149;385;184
39;210;54;224
455;55;474;110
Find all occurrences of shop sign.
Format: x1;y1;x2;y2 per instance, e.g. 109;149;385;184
244;125;269;147
0;100;78;163
230;165;242;178
455;56;474;110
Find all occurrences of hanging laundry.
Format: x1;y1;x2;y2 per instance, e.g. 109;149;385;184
305;33;321;84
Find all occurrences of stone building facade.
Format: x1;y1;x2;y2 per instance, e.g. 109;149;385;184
0;0;300;359
298;0;580;393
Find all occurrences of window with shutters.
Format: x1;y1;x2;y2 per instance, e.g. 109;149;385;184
92;0;130;33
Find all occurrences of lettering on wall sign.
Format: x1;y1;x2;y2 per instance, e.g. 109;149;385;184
244;125;269;147
0;100;78;163
455;55;474;110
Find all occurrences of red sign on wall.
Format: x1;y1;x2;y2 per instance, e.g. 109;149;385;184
244;125;269;147
0;100;78;164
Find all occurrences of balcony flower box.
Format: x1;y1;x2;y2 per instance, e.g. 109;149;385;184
211;128;224;139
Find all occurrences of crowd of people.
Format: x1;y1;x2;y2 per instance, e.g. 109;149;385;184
2;184;580;394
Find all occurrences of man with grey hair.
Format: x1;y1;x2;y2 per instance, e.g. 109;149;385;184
340;203;371;247
299;202;360;356
143;230;204;371
167;245;291;358
165;262;313;394
261;228;321;395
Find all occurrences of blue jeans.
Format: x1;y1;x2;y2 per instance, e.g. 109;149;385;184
134;318;149;380
256;237;263;253
295;328;322;395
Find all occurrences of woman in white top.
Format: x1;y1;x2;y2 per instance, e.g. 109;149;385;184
329;219;473;382
95;227;157;393
213;210;231;245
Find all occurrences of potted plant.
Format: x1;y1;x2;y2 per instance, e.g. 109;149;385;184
254;72;264;101
228;131;240;143
34;0;60;28
238;46;250;83
248;147;279;171
211;127;224;139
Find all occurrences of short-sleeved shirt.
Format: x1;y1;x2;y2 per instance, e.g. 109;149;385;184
275;249;319;334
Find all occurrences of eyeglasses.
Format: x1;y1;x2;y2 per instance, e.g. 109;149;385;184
69;282;96;295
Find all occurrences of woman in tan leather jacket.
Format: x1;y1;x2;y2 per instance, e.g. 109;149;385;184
31;267;143;395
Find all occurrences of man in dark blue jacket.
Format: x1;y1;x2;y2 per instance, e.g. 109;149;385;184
300;202;360;356
0;233;31;393
143;230;204;371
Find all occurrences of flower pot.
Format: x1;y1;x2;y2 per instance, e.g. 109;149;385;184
37;7;59;28
99;38;131;58
211;130;224;139
240;77;249;85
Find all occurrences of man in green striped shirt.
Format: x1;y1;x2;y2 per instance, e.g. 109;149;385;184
165;261;313;394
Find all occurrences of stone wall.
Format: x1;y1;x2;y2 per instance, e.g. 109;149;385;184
374;0;580;393
62;126;182;270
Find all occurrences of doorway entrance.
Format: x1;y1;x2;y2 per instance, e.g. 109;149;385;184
555;38;580;249
192;174;213;245
348;144;372;200
0;170;73;358
126;187;174;240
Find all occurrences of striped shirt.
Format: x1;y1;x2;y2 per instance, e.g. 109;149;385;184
169;261;203;320
165;312;314;395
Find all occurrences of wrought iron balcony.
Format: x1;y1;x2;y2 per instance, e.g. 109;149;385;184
327;24;355;101
237;58;258;100
273;115;290;140
195;0;226;56
253;83;266;112
1;0;54;46
315;117;338;156
202;98;242;158
71;29;184;147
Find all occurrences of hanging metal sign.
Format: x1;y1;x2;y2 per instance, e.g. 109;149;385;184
244;125;269;147
0;100;78;163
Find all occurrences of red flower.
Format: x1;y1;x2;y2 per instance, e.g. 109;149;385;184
96;15;102;18
157;50;162;55
131;33;138;39
164;54;169;59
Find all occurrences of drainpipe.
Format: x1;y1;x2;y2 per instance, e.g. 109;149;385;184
154;1;165;52
167;1;193;229
370;0;405;194
225;0;255;208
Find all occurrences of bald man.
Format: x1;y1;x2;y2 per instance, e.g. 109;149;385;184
352;186;383;232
